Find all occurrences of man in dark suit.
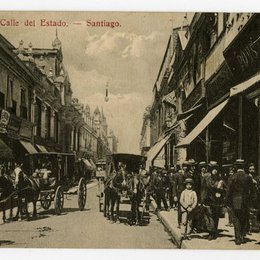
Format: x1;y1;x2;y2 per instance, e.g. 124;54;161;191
154;169;169;211
226;159;255;245
167;167;176;208
173;161;189;228
186;159;200;197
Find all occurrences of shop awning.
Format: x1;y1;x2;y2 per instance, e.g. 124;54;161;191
82;159;93;171
177;103;203;120
20;140;38;154
89;159;96;170
36;144;48;153
176;99;229;148
0;138;13;160
230;72;260;97
145;133;172;170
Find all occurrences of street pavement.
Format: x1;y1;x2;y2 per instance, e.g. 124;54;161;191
0;181;175;249
151;201;260;249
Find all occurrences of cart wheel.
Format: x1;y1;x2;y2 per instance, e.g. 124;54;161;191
40;197;51;210
78;178;87;211
54;186;64;215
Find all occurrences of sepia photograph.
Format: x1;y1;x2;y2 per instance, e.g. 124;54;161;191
0;10;260;250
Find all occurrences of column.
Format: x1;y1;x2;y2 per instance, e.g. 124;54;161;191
50;110;55;138
41;103;46;138
31;93;37;136
75;128;78;151
71;128;74;151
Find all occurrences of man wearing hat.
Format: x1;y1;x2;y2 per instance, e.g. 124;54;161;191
198;161;210;203
186;159;200;198
153;169;169;211
167;167;176;209
202;161;225;240
173;161;190;228
226;159;255;245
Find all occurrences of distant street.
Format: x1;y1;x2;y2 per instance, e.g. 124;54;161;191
0;181;175;249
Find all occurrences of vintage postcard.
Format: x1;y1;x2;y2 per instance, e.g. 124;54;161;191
0;11;260;250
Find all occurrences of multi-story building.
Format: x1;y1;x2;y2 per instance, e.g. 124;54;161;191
140;106;151;156
0;32;117;164
107;130;118;154
0;34;37;162
93;106;111;160
144;13;260;175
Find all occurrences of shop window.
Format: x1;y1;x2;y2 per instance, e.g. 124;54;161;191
54;111;59;143
0;92;5;109
46;106;51;139
6;76;16;115
20;88;28;119
35;98;42;137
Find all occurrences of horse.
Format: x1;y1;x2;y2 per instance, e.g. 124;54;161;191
103;177;113;219
109;172;125;222
13;166;40;220
0;174;18;222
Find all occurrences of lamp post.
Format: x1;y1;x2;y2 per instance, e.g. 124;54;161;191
105;82;109;102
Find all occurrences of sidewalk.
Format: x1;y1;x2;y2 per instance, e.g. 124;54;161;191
151;200;260;249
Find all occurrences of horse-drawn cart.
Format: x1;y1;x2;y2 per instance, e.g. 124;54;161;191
24;152;87;215
103;153;148;224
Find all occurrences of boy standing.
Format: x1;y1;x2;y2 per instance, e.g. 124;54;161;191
180;178;198;240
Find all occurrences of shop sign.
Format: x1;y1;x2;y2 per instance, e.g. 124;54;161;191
7;114;22;137
0;109;10;134
224;15;260;81
19;119;33;139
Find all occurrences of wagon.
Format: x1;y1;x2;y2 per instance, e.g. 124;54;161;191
24;152;87;215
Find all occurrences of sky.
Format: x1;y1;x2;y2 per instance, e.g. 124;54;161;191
0;11;193;153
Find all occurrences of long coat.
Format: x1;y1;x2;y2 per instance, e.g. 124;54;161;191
226;170;254;210
173;172;189;198
202;175;225;207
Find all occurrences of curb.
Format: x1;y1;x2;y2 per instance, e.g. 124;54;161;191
151;200;189;249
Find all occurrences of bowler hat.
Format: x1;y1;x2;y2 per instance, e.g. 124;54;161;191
184;178;194;184
188;159;196;165
208;161;219;168
182;161;189;166
234;159;245;166
199;161;207;167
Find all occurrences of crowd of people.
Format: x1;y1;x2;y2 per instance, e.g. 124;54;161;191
144;159;260;245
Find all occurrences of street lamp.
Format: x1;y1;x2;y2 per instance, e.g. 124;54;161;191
105;82;109;102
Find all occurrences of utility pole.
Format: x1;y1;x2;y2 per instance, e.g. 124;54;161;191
238;95;243;159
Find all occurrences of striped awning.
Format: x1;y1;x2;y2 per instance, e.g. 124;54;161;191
36;144;48;153
176;99;229;147
20;140;38;154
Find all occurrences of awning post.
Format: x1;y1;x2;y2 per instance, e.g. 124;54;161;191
238;95;243;159
206;126;210;164
257;98;260;175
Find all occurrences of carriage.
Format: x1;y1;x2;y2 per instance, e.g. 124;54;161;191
102;153;147;223
23;152;87;215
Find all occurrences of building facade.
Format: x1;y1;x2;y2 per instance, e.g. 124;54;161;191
142;13;260;175
0;32;118;164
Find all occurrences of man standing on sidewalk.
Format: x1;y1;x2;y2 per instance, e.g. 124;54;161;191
173;161;189;228
167;167;176;209
202;161;225;240
154;169;169;211
226;159;255;245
